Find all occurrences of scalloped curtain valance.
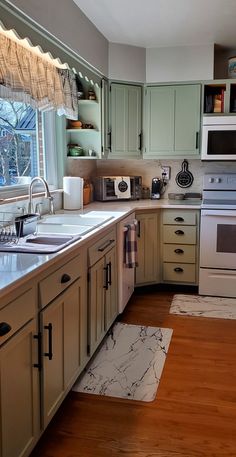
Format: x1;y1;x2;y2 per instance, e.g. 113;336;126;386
0;33;78;119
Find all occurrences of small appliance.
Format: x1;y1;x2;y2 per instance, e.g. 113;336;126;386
151;177;165;199
201;116;236;160
93;176;142;201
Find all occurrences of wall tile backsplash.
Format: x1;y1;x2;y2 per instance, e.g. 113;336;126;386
69;158;236;199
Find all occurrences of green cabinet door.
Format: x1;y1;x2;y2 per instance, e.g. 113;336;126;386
145;86;175;155
174;85;201;155
110;83;142;158
144;84;201;158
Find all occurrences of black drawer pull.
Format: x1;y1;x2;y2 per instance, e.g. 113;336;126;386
175;230;184;235
44;323;53;360
174;248;184;254
98;239;115;252
174;217;184;222
0;322;12;337
174;267;184;273
61;273;71;283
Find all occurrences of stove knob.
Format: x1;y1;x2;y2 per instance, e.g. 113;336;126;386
215;177;221;183
209;178;214;183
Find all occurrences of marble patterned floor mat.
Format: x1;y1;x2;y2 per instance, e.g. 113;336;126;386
170;294;236;319
73;322;173;402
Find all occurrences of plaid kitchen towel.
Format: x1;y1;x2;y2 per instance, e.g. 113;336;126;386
124;222;138;268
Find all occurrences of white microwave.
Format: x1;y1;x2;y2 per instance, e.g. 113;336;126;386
201;116;236;160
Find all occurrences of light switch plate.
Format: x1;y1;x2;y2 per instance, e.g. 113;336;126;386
162;166;171;180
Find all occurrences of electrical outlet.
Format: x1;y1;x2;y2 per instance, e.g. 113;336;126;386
162;166;171;180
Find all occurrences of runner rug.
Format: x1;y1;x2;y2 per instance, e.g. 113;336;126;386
170;294;236;319
73;322;173;402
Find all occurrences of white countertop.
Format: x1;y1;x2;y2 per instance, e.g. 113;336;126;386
0;198;201;296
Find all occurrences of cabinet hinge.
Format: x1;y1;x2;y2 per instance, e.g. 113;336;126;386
87;344;90;355
101;145;104;153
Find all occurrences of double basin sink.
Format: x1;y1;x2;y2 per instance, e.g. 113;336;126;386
2;212;114;253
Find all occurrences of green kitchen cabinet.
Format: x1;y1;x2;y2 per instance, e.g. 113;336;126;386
144;84;201;158
109;83;142;158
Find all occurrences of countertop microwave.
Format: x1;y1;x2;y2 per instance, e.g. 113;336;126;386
201;116;236;160
93;176;142;201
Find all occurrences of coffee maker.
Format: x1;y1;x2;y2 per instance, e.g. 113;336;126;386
151;177;165;199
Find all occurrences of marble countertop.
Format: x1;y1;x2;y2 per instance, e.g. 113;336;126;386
0;198;201;297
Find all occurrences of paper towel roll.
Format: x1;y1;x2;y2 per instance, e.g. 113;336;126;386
63;177;83;210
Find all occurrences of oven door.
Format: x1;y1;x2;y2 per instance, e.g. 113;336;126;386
200;209;236;269
201;124;236;160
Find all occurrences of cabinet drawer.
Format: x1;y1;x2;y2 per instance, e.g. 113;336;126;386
163;225;196;244
163;210;196;225
88;229;116;267
163;244;196;263
39;254;81;308
0;288;36;345
163;263;196;283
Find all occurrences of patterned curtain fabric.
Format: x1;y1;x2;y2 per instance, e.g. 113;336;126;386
0;34;78;119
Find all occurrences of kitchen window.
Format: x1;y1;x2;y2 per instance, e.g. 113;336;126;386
0;98;58;198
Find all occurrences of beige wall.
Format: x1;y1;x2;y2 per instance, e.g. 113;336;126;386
109;43;146;83
146;45;214;83
5;0;109;75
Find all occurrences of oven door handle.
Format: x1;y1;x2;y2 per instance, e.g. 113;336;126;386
201;210;236;217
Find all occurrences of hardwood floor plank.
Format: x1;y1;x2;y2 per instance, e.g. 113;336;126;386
30;288;236;457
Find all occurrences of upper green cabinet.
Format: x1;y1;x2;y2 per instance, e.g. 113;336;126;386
109;83;142;158
144;84;201;158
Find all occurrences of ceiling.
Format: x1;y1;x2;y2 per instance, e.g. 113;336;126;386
73;0;236;50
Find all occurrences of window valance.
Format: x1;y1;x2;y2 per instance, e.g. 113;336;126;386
0;33;78;119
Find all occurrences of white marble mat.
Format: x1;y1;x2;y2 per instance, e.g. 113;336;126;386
73;322;173;402
170;294;236;319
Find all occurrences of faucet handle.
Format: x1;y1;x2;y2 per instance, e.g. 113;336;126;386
17;206;26;215
48;196;55;215
35;202;43;218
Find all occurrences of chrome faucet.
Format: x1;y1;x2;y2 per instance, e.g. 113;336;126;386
28;177;54;215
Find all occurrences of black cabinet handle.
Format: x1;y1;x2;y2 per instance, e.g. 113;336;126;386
0;322;11;337
174;267;184;273
137;220;141;238
174;248;184;254
33;332;42;370
108;261;112;286
175;230;184;235
174;217;184;222
98;239;115;252
108;131;112;151
103;265;109;290
138;133;142;151
61;273;71;284
44;323;53;360
196;131;199;149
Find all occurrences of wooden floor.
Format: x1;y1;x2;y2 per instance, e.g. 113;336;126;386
30;286;236;457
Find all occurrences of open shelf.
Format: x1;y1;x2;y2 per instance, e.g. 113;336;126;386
66;128;99;132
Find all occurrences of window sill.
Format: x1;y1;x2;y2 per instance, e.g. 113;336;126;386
0;188;63;206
